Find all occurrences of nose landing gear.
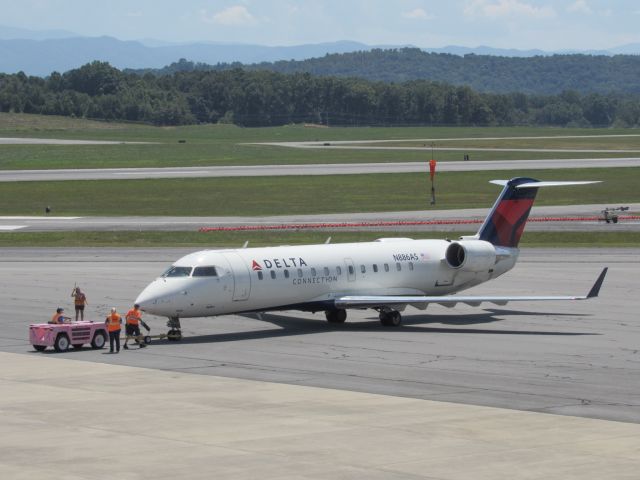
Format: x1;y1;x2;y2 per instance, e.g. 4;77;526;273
167;316;182;341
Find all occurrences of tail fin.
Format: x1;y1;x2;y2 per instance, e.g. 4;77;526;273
477;178;601;248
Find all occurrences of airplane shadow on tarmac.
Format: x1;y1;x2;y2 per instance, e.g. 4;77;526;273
166;309;597;346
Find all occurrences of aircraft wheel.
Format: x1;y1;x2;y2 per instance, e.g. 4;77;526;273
380;310;402;327
167;329;182;341
325;309;347;323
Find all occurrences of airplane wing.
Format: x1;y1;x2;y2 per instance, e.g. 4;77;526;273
335;267;608;309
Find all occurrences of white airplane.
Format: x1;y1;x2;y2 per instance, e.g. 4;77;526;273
135;177;608;340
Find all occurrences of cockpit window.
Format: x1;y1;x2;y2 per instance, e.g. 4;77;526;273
193;266;218;277
162;266;193;278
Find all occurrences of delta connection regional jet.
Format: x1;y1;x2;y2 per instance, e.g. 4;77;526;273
135;177;608;340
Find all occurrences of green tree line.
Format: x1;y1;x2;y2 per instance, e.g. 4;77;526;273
2;60;640;127
133;49;640;95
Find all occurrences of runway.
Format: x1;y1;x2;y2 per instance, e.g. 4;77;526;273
2;204;639;232
255;141;640;154
2;157;640;182
253;133;640;146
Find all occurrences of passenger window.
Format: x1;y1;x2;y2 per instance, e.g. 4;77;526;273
311;268;317;277
396;263;402;271
373;264;378;273
384;263;389;272
336;266;342;275
297;268;303;278
192;266;217;277
409;262;414;271
360;265;366;274
284;270;290;279
270;270;276;279
324;267;329;276
348;265;354;275
257;271;263;280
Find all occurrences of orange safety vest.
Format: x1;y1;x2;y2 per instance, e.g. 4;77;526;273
51;312;63;324
107;313;121;332
125;309;141;325
74;293;86;306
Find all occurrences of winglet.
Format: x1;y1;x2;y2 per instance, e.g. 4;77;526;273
587;267;608;298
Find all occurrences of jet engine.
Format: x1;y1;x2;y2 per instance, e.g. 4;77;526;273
445;240;496;272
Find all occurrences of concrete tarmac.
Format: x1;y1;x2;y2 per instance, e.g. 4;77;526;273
2;157;640;182
1;247;638;423
2;351;639;480
1;247;639;479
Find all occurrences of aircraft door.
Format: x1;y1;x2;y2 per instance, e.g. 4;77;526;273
222;252;251;301
344;258;356;282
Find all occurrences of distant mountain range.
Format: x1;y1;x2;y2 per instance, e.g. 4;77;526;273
1;25;639;77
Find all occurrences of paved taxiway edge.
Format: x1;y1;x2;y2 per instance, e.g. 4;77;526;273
2;203;639;232
2;157;640;182
2;351;639;480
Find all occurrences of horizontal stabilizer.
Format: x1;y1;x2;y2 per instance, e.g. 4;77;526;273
516;180;601;189
335;268;607;309
489;180;601;188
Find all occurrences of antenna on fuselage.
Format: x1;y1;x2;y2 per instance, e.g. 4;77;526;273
242;241;249;248
325;237;332;244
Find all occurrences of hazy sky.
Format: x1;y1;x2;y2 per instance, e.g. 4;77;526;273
1;0;639;50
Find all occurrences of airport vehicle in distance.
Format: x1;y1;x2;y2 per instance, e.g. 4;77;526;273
135;177;608;340
29;321;108;352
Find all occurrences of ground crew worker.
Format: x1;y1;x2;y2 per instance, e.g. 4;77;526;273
71;286;88;321
49;307;71;324
124;303;146;350
105;307;122;353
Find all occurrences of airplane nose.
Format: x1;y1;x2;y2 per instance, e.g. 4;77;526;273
135;280;167;313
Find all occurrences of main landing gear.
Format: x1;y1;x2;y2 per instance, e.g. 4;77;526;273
325;309;347;323
378;308;402;327
167;316;182;341
324;308;402;327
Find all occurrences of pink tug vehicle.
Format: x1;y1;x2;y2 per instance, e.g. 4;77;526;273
29;321;108;352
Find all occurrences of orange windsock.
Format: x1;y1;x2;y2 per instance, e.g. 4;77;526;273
429;159;437;181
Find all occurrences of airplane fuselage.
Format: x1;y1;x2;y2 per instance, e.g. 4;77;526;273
136;238;518;318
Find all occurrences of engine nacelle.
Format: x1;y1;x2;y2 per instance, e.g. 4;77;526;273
445;240;496;272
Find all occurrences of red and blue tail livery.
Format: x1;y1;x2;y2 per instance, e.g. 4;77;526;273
478;177;600;248
478;177;539;248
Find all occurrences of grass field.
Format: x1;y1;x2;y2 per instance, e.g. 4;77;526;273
1;113;639;248
0;168;637;216
0;230;638;248
1;113;640;170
